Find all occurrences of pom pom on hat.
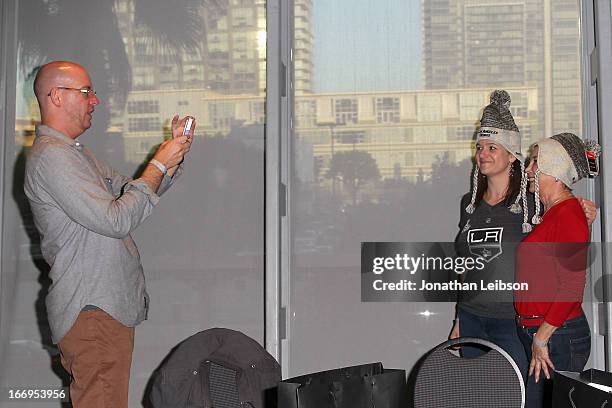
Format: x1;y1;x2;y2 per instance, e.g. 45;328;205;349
490;89;512;110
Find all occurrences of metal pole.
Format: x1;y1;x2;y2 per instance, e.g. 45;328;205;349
330;124;335;196
592;0;612;370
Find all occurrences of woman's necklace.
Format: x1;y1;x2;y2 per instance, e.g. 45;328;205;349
544;192;573;214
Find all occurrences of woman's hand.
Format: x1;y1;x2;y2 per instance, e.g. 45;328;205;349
577;197;597;226
449;319;460;340
529;322;558;382
530;338;555;382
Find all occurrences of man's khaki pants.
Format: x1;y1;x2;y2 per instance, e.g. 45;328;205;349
58;309;134;408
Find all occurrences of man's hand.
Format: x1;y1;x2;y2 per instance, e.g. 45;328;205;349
152;136;190;170
167;115;196;177
171;115;196;141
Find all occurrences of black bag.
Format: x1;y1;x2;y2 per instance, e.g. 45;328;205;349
553;369;612;408
278;362;407;408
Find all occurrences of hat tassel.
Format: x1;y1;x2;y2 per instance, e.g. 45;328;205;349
532;170;542;225
519;161;531;232
465;166;479;214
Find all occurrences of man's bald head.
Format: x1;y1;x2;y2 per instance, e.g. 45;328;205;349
33;61;98;138
33;61;88;102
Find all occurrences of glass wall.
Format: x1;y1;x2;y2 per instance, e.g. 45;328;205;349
0;0;598;403
1;0;266;406
288;0;585;376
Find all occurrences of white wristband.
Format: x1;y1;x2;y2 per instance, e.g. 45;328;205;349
150;159;167;175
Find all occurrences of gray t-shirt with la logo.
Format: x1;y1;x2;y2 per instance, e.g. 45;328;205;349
455;193;534;319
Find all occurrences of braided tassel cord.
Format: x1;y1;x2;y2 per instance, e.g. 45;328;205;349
509;162;522;214
532;169;542;225
465;166;479;214
520;161;532;232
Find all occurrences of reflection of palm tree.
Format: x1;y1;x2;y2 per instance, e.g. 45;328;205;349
18;0;217;132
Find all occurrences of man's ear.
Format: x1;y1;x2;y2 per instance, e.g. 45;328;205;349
48;88;62;107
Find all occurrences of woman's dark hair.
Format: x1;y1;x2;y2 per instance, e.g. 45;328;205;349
474;159;522;207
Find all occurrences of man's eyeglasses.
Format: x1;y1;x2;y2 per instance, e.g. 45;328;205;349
47;87;97;98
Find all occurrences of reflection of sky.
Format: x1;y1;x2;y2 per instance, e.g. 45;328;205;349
313;0;422;93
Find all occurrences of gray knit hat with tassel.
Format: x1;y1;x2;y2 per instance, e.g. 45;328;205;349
465;90;530;232
529;133;600;225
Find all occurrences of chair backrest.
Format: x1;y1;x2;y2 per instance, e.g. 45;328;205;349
208;361;242;408
413;337;524;408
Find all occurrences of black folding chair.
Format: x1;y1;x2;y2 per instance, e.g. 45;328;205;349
413;337;524;408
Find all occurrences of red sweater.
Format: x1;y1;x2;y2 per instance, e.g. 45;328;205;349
514;198;589;327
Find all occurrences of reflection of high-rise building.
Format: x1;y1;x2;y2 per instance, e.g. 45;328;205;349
115;0;313;96
549;0;582;133
204;0;267;95
422;0;582;136
115;0;268;95
295;0;314;94
113;0;314;163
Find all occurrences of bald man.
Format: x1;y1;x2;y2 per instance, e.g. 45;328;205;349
24;61;195;408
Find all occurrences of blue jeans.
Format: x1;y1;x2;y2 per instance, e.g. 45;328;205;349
518;314;591;408
458;309;529;380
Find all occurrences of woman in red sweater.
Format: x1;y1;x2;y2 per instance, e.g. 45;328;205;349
515;132;599;407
